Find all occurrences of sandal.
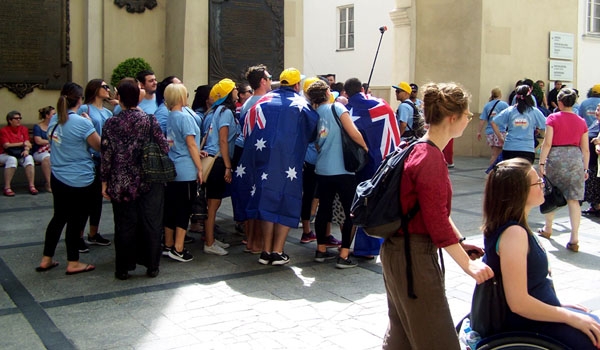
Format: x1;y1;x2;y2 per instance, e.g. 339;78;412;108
3;188;15;197
537;228;551;239
29;186;39;195
566;242;579;252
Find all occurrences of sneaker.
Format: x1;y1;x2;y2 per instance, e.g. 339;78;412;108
325;235;342;248
87;233;111;246
184;235;196;244
258;251;272;265
168;248;193;262
314;250;337;263
78;238;90;253
271;252;290;266
300;231;317;243
213;239;230;249
204;243;229;256
447;163;455;169
336;256;358;269
162;245;173;257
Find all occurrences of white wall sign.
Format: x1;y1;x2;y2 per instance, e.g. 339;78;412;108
549;31;574;60
549;60;573;81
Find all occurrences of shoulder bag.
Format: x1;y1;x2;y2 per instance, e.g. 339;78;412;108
331;104;367;173
539;175;567;214
470;274;508;338
142;115;176;183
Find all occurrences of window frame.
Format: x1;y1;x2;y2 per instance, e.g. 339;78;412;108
337;5;354;51
586;0;600;36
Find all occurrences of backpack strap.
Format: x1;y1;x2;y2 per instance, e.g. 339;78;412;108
401;100;419;131
487;100;501;121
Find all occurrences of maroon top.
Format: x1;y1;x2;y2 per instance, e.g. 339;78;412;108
399;142;459;248
101;109;168;202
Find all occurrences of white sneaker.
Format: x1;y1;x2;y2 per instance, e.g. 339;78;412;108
204;243;229;256
213;239;230;249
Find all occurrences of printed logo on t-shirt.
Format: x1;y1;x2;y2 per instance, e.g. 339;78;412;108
513;118;529;128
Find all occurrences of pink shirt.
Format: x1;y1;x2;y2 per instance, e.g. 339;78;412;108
547;111;588;146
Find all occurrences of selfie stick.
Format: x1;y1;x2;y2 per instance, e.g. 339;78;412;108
365;26;388;92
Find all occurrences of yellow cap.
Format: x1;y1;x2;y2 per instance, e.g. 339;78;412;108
210;78;236;106
280;68;305;86
392;81;412;93
303;77;320;93
592;84;600;95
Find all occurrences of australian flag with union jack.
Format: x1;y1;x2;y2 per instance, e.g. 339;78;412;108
232;87;319;228
346;93;401;181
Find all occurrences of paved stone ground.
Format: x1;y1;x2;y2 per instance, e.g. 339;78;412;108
1;156;599;349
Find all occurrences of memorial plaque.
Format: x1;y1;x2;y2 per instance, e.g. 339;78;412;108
209;0;284;85
0;0;71;98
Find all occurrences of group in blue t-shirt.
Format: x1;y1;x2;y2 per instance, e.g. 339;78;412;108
315;102;353;176
480;99;509;135
166;110;201;182
492;106;546;153
203;106;239;159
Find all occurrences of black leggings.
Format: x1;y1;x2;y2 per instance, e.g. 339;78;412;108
43;174;94;261
315;174;356;249
86;163;103;227
164;181;197;230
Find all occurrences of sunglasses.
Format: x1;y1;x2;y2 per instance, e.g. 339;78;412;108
264;74;272;81
240;90;253;94
101;84;110;91
10;117;22;120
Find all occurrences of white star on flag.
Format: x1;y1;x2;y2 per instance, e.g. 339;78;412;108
288;95;309;112
261;172;268;180
255;138;266;151
235;164;246;178
348;107;361;122
285;167;297;181
250;184;256;197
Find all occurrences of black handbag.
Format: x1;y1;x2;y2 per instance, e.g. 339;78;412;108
5;147;24;158
190;186;208;220
539;176;567;214
141;116;176;183
331;104;367;173
470;274;508;338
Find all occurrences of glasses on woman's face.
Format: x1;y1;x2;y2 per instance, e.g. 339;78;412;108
101;84;110;91
241;89;253;94
10;117;22;121
463;111;473;122
530;177;545;189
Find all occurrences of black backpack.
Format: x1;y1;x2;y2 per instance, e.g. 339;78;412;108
401;100;426;138
351;139;435;298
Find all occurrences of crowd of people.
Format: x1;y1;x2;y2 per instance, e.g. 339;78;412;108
2;67;599;347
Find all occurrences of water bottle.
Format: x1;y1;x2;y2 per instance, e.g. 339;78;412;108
459;318;482;350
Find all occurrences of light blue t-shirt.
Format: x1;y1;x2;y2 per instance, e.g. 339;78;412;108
155;103;169;135
492;106;546;153
396;101;413;128
304;143;318;165
237;95;262;148
78;104;112;159
480;100;509;135
578;97;600;137
139;95;158;115
204;106;238;159
315;102;353;176
183;106;202;129
166;110;201;182
48;112;96;187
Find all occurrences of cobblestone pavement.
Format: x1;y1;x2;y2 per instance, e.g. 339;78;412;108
1;156;599;349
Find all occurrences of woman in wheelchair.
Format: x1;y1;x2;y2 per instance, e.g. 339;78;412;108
480;158;600;349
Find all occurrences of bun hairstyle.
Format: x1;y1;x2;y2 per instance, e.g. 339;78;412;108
422;82;470;125
38;106;55;120
557;88;577;108
306;80;329;106
515;84;534;114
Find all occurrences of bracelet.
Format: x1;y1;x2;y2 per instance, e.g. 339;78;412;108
539;163;545;166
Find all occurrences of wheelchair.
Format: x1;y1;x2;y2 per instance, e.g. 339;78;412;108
456;315;568;349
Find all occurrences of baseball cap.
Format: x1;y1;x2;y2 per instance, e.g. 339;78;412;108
303;76;320;93
210;78;236;106
410;83;418;91
280;68;305;86
392;82;411;93
592;84;600;95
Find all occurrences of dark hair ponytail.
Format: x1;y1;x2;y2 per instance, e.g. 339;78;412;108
56;82;83;125
515;85;534;114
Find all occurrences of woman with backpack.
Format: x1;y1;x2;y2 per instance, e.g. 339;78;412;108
380;82;493;349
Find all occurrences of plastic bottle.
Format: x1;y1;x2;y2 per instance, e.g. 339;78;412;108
459;319;482;350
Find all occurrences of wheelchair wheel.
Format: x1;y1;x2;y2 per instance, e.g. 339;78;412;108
476;332;568;350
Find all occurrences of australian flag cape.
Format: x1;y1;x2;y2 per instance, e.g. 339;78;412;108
346;92;401;256
232;87;319;228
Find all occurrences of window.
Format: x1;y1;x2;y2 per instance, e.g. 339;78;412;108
587;0;600;35
338;6;354;50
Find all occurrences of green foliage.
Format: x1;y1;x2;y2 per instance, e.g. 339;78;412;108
531;81;543;106
110;58;153;87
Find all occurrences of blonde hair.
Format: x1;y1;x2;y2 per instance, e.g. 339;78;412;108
489;87;502;102
164;83;187;110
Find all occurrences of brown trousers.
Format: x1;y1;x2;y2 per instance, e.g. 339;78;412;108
380;234;461;350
